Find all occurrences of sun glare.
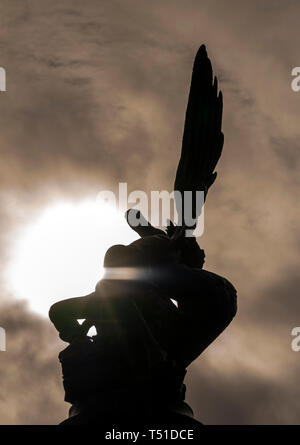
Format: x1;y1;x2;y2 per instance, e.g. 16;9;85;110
6;200;138;317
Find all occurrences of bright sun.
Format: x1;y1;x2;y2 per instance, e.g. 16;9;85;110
6;200;138;317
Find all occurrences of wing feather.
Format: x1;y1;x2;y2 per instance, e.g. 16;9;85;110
174;45;224;196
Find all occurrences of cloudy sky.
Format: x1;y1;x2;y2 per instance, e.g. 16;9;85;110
0;0;300;424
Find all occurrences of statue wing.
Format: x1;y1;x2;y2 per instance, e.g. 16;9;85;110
126;46;224;239
174;44;224;202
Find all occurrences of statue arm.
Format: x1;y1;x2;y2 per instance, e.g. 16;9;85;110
148;265;237;366
48;292;100;342
147;264;205;298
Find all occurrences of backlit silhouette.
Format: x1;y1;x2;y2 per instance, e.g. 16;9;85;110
49;45;237;427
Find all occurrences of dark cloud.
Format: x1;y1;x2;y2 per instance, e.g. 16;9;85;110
186;360;300;424
0;300;66;424
271;136;300;169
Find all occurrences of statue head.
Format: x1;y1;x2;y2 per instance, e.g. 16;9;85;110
102;209;205;273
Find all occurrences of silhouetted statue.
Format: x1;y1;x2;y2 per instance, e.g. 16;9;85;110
49;45;237;427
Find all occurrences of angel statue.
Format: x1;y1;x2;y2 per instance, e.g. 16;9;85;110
49;45;237;427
